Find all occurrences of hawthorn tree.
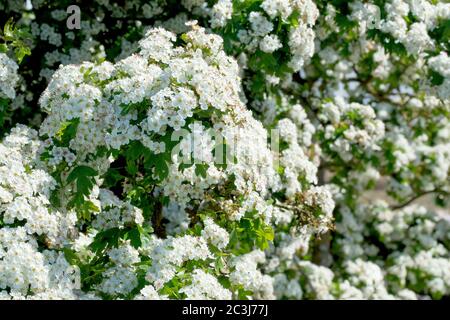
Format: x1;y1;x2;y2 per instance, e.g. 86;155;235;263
0;0;449;300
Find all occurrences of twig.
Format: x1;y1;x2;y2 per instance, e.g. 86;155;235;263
391;189;448;210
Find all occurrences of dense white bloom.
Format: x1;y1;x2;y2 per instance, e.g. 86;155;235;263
135;285;168;300
259;34;282;53
210;0;233;28
201;217;229;249
180;269;232;299
1;0;449;301
297;261;334;299
145;235;212;289
0;53;19;100
230;250;275;299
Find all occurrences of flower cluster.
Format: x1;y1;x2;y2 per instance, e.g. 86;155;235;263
0;24;335;300
0;127;87;299
318;97;385;163
0;53;19;100
332;202;450;299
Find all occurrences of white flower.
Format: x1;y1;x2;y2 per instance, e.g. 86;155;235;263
0;53;19;100
259;35;282;53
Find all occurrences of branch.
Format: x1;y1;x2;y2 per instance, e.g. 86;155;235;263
391;189;448;210
274;202;294;211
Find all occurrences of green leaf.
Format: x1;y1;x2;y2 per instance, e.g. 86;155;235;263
3;18;15;39
144;151;170;181
1;18;32;63
66;165;99;220
429;69;445;86
63;248;80;265
67;165;98;185
55;118;79;146
195;163;208;178
90;227;122;252
14;44;31;63
102;168;124;188
127;228;142;248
